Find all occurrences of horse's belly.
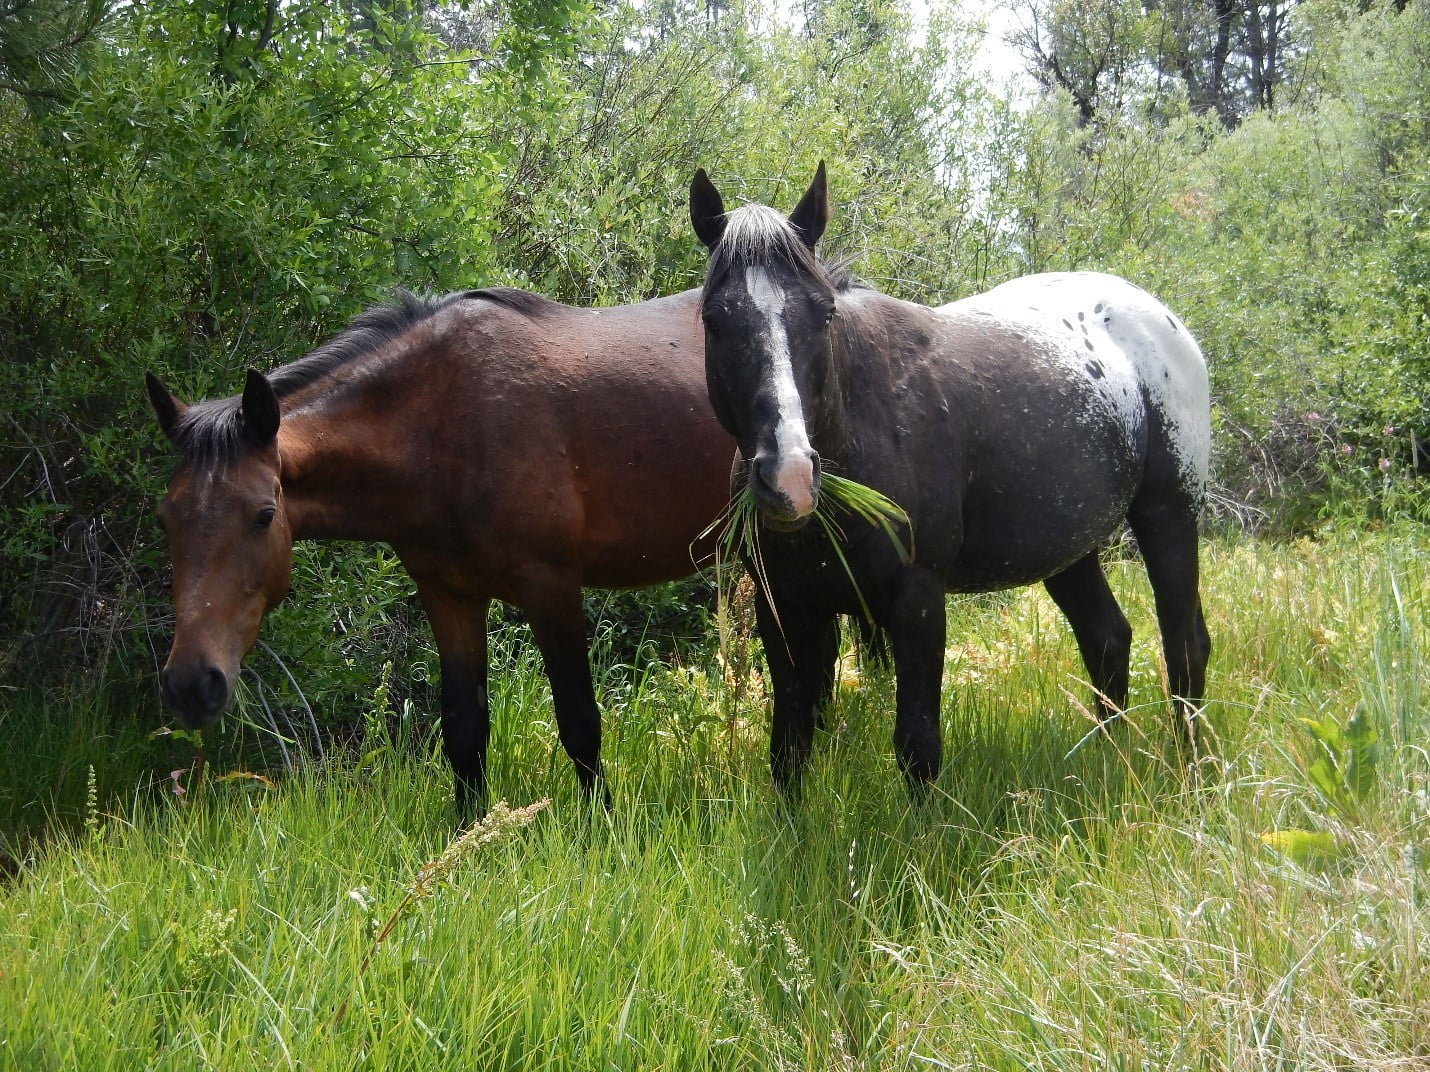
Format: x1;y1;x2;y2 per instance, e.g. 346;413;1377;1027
948;493;1133;591
925;322;1147;590
945;426;1143;591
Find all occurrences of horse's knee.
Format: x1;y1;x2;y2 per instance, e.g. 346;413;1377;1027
1108;614;1133;661
1090;612;1132;681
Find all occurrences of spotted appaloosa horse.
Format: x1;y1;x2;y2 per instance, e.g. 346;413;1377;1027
147;287;733;817
690;163;1211;791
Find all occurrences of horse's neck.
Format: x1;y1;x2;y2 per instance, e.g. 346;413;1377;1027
276;394;419;543
824;296;913;463
815;323;860;459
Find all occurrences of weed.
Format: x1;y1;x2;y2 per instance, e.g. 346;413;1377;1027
170;908;239;990
338;797;550;1023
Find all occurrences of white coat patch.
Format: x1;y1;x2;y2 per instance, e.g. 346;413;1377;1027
938;272;1210;499
745;266;816;516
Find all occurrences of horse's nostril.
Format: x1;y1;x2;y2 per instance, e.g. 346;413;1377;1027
751;456;779;497
200;666;228;711
751;449;820;519
752;456;796;511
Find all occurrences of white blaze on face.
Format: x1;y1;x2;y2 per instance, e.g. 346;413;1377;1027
744;266;816;516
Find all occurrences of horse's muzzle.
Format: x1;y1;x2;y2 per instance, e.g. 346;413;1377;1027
159;662;231;727
750;449;821;531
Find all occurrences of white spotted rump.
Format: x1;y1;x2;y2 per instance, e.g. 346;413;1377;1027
939;272;1210;501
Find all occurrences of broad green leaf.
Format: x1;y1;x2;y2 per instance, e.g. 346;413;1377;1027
1259;829;1342;867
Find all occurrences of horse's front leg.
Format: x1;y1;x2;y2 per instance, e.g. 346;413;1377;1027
886;566;947;789
520;571;609;805
753;584;837;794
417;584;493;823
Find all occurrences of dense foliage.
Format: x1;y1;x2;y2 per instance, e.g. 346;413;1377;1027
0;0;1425;727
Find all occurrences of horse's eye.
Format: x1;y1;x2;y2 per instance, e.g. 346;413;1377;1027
256;507;277;530
702;314;721;337
820;304;836;326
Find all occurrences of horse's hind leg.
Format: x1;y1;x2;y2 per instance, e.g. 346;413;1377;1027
1128;499;1211;749
523;575;609;803
1043;551;1132;725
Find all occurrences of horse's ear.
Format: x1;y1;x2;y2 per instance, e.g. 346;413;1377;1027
690;168;727;250
146;372;188;446
240;369;281;446
788;160;830;249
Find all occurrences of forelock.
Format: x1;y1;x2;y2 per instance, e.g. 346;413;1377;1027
722;205;799;261
170;399;250;467
703;204;845;297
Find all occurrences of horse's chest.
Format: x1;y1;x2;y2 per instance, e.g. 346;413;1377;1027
758;532;892;616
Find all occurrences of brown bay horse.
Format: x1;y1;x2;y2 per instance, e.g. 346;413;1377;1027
146;287;733;816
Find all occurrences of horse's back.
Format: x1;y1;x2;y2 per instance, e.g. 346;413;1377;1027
939;272;1209;502
443;289;732;591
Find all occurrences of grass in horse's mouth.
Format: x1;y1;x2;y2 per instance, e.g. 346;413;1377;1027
700;473;910;631
813;474;911;564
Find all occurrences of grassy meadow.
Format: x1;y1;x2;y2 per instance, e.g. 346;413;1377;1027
1;528;1427;1070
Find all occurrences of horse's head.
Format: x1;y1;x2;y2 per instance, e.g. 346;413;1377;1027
146;370;293;728
691;162;835;531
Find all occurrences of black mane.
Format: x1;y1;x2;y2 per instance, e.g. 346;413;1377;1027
170;287;555;464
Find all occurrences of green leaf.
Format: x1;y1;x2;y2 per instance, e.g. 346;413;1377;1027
1259;829;1342;867
1298;711;1381;808
1305;750;1346;805
1342;709;1380;800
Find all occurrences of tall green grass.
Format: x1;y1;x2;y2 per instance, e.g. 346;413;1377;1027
1;529;1426;1069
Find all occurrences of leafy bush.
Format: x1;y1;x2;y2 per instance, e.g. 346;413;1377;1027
3;0;1427;745
0;0;524;681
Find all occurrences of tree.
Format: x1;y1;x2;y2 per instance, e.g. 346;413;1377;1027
0;0;107;109
1005;0;1151;126
1004;0;1302;128
1145;0;1297;124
